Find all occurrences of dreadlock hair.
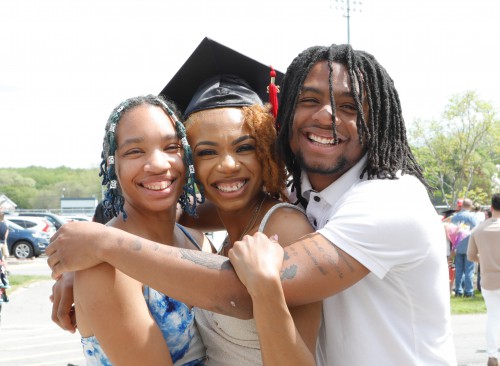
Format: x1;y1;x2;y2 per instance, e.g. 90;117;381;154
276;44;428;208
184;104;288;202
99;94;203;220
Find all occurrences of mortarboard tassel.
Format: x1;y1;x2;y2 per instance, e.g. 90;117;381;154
268;66;279;128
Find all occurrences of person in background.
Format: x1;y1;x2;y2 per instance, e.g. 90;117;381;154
474;202;486;223
473;202;487;291
0;212;10;295
452;198;478;297
467;193;500;366
0;212;9;262
47;42;456;365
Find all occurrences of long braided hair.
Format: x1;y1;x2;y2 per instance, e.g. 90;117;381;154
277;44;427;207
99;94;203;220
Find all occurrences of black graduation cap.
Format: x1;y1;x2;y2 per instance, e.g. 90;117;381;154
159;37;284;118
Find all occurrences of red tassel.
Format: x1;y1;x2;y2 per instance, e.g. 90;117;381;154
268;66;279;129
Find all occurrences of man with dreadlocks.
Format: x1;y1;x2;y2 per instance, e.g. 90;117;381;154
230;44;457;365
47;43;456;365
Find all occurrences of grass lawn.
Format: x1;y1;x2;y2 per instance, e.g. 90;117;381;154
450;290;486;314
7;274;51;294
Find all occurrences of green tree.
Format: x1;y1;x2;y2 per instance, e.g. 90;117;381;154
410;91;499;206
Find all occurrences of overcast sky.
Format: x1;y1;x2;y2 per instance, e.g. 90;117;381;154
1;0;499;168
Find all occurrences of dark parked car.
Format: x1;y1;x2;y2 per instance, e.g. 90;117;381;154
18;212;67;230
5;220;49;259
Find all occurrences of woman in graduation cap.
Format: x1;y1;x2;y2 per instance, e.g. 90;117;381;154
169;40;321;365
48;38;321;365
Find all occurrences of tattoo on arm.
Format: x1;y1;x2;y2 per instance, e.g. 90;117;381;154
336;248;355;272
281;264;297;281
132;237;142;251
313;235;355;278
283;251;290;261
305;236;328;275
180;249;232;271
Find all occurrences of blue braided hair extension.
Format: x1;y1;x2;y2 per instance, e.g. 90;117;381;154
157;97;205;217
98;95;204;220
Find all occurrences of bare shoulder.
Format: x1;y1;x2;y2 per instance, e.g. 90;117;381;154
262;204;314;247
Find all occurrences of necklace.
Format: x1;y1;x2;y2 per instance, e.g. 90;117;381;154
238;195;266;241
223;195;267;249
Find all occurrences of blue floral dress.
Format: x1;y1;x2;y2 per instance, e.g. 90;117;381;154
81;225;207;366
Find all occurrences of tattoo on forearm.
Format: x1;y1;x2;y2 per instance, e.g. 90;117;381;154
132;237;142;251
281;264;297;281
180;249;232;271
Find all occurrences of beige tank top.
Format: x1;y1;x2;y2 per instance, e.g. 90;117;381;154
195;203;305;366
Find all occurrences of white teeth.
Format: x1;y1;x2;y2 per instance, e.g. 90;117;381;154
216;181;245;192
308;133;336;145
143;181;172;190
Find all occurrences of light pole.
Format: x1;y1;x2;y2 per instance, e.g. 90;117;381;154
334;0;363;44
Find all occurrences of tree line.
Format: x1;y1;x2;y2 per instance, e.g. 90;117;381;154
1;90;499;211
0;166;102;210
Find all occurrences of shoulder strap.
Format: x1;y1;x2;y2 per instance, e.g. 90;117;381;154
258;203;305;232
176;224;202;251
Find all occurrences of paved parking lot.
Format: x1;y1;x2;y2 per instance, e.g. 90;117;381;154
0;279;84;366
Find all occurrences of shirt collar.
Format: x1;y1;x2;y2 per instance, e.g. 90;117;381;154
301;155;368;206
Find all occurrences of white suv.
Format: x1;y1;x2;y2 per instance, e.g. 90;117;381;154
5;216;56;237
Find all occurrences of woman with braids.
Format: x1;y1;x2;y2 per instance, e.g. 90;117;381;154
71;94;210;365
48;40;456;365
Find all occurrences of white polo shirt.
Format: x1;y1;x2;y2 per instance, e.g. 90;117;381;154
299;157;456;365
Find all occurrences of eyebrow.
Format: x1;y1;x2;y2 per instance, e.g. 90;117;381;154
118;133;178;149
118;137;144;149
301;85;355;99
194;135;254;150
300;86;322;95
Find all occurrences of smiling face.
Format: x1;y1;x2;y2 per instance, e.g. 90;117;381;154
186;108;264;213
289;61;368;191
113;104;185;216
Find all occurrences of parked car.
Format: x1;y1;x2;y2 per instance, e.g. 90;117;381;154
5;215;56;237
62;215;92;222
5;220;49;259
18;212;67;230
